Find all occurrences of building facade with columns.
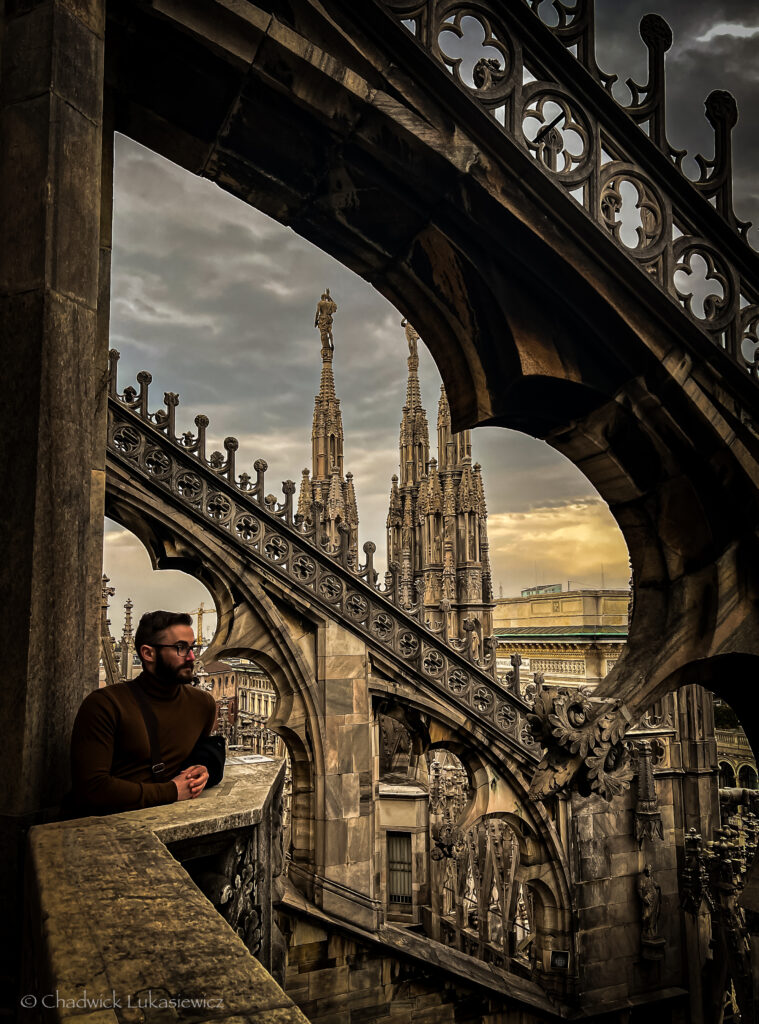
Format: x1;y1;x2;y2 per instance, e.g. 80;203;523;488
494;586;629;688
197;658;282;757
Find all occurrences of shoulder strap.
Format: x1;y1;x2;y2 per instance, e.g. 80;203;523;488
127;679;168;781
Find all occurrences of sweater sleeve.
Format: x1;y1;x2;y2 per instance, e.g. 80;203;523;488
70;691;178;813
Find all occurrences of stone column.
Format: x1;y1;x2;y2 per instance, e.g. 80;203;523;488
315;621;379;930
0;0;105;1007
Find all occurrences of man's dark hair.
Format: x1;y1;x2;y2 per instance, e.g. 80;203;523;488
135;611;193;662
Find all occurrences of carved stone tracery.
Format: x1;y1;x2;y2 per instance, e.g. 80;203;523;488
106;352;536;763
384;0;759;378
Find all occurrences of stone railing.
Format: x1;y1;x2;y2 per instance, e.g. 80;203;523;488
23;762;306;1023
106;354;539;766
716;729;753;753
381;0;759;381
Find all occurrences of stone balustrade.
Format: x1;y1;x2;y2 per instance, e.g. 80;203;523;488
23;762;306;1023
716;729;753;752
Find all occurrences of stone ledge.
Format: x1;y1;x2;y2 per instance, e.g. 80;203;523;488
109;759;286;844
24;763;307;1024
281;880;567;1019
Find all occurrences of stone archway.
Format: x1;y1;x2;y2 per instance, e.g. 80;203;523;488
104;487;325;886
6;2;759;1017
101;3;759;766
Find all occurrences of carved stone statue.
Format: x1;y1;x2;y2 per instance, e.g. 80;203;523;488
638;863;662;941
315;288;337;353
401;318;419;362
463;617;480;662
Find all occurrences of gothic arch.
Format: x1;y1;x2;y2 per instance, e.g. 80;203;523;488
104;482;326;883
655;652;759;764
423;730;573;919
523;874;574;974
106;0;759;739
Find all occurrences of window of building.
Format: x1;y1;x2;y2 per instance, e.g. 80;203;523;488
387;832;412;907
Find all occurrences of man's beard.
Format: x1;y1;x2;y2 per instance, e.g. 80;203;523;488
153;651;193;686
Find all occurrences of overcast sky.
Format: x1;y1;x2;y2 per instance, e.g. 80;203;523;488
103;1;758;636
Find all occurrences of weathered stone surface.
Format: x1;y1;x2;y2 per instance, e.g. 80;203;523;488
282;883;563;1022
25;764;306;1024
1;1;107;1007
6;1;759;1020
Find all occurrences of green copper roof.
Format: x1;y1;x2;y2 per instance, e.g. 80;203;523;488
494;625;628;639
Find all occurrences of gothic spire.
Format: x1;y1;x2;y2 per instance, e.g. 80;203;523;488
403;319;423;411
298;468;312;520
304;292;359;557
398;320;429;488
385;318;494;647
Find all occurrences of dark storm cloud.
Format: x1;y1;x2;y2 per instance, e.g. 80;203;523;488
104;4;754;628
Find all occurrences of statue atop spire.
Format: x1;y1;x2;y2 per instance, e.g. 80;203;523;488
402;318;419;366
314;288;337;357
300;292;359;561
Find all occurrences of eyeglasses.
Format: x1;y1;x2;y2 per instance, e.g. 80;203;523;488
150;642;201;657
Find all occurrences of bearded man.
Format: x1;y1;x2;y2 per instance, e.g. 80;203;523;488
70;610;218;815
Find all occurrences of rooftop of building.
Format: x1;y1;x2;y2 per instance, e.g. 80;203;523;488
199;659;268;675
494;624;628;638
496;588;630;602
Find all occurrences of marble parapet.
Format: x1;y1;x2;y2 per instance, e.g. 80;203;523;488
24;762;306;1023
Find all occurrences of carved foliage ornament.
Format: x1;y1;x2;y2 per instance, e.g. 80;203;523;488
527;683;634;799
586;741;635;798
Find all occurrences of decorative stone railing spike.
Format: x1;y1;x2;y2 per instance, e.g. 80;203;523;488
383;0;759;379
106;356;536;762
623;14;670;152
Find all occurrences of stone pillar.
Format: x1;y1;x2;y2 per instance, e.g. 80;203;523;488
314;621;379;930
0;0;105;1008
87;93;115;685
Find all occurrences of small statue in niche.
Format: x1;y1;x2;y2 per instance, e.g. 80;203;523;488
638;864;661;938
463;617;480;662
638;863;666;960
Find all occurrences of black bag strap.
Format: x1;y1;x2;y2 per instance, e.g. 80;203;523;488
181;734;226;789
127;679;168;781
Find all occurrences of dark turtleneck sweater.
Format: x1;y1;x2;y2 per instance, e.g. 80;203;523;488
70;671;216;815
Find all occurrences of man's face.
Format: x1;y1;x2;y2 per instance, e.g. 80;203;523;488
148;624;197;685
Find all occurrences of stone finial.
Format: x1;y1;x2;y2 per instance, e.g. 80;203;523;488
634;739;664;846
